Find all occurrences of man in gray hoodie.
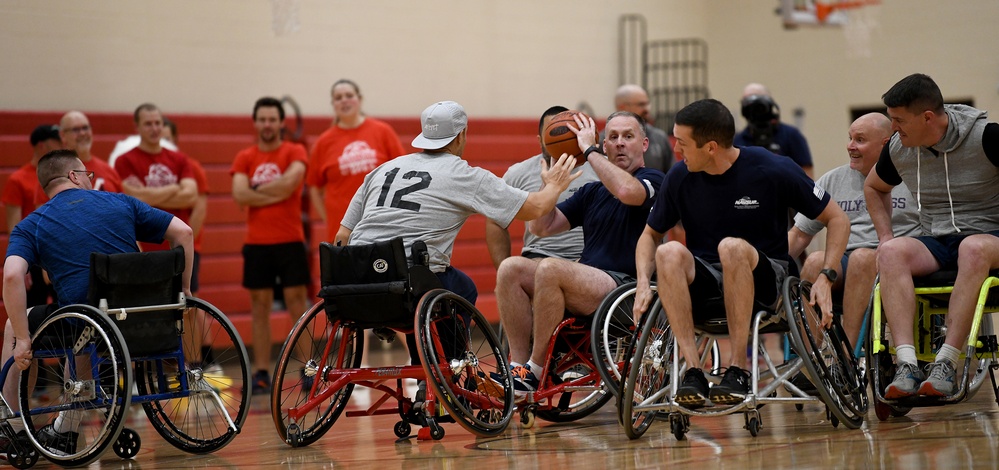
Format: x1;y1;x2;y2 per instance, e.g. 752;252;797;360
865;73;999;398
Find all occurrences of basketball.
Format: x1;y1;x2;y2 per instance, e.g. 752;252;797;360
542;110;589;164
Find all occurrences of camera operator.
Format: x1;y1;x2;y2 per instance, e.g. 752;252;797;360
734;83;814;178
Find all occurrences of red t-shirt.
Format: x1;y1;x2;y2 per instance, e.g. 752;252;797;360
231;141;308;245
1;163;48;222
84;156;122;193
115;147;195;251
306;118;403;242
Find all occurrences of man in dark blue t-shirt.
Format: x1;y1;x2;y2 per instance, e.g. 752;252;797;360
633;99;848;407
495;111;664;394
2;149;193;447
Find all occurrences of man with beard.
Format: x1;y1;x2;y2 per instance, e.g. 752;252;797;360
230;97;309;395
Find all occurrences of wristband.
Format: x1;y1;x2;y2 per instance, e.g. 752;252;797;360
583;145;602;160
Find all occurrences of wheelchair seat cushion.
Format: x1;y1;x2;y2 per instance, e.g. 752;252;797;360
912;269;999;288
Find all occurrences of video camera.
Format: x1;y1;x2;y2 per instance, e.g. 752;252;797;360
740;94;783;154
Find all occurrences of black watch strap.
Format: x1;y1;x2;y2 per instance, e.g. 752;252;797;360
583;145;602;159
819;268;838;283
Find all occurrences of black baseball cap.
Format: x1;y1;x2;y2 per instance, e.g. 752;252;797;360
29;124;60;146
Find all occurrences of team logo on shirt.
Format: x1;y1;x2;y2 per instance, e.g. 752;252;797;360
144;163;178;187
339;141;379;176
734;196;760;209
251;163;281;187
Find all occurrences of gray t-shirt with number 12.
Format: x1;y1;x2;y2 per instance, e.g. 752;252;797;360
342;151;529;272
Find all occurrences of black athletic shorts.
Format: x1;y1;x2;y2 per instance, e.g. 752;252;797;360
689;248;788;321
241;242;311;289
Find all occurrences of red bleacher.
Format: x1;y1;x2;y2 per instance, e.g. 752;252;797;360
0;110;539;345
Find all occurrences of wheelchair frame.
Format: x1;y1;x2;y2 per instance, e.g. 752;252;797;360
868;273;999;420
0;250;250;468
618;277;868;440
270;239;515;447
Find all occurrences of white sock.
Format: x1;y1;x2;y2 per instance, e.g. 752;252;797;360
53;410;83;434
526;360;542;374
935;344;961;369
895;345;917;366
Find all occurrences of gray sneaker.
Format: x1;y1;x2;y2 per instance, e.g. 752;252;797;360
918;361;956;397
884;362;924;399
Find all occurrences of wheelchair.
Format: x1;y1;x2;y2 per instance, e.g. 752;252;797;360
498;281;651;428
270;238;514;447
0;247;250;468
868;270;999;420
618;277;868;440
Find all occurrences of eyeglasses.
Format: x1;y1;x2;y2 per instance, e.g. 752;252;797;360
64;125;91;134
71;170;95;181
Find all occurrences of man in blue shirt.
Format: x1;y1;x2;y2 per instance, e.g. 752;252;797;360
634;99;848;407
496;111;665;394
1;149;193;452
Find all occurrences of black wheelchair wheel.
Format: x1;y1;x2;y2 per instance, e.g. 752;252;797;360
619;300;672;440
20;305;131;467
416;290;514;437
784;277;867;429
590;282;640;400
272;300;363;447
534;349;612;423
134;297;250;453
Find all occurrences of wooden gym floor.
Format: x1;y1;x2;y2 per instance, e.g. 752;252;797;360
23;340;999;469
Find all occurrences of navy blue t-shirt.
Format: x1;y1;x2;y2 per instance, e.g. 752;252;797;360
647;146;829;264
557;167;665;276
734;122;813;169
7;189;175;306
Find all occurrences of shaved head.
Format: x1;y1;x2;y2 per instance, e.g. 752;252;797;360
742;83;770;98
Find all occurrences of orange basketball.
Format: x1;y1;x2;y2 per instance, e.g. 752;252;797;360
542;110;589;164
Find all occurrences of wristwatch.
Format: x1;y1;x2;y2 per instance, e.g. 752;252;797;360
582;145;602;160
819;268;838;283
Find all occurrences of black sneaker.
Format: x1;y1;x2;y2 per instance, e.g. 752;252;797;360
709;366;750;405
675;368;709;408
252;370;271;395
785;371;819;396
37;424;78;456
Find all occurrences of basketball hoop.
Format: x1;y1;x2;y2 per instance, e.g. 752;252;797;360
780;0;880;59
271;0;301;36
840;2;881;59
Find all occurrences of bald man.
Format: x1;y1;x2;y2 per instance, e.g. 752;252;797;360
735;83;813;178
59;111;122;192
788;113;920;347
603;84;675;173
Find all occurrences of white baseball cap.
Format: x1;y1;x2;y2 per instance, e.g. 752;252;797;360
411;101;468;150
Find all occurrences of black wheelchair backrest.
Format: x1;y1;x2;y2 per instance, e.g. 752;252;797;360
87;246;185;357
319;238;441;330
88;246;185;309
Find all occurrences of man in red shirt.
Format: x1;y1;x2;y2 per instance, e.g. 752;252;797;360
1;124;61;307
59;111;122;193
114;104;198;255
231;97;309;394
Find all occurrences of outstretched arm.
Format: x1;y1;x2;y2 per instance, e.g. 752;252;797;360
513;153;580;221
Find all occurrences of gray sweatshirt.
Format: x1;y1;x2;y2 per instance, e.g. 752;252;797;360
885;104;999;236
